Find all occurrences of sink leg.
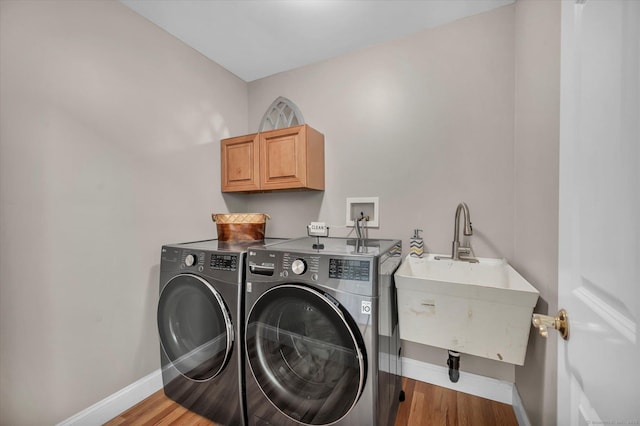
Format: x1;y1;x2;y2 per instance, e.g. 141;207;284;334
447;350;460;383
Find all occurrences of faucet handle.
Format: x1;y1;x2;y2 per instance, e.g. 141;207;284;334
455;246;479;263
457;246;471;255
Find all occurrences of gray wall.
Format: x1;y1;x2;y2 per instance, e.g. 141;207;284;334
513;1;561;426
246;5;518;383
246;3;562;422
0;1;247;424
247;4;517;256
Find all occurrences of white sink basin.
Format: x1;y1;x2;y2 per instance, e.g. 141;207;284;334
394;254;540;365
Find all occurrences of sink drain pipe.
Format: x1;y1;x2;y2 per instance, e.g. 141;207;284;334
447;350;460;383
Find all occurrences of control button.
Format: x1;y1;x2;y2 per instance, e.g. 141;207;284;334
311;273;319;281
291;259;307;275
185;254;196;267
282;270;289;278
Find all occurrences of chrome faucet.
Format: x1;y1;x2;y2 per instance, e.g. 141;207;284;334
434;202;478;262
436;202;477;263
452;202;472;260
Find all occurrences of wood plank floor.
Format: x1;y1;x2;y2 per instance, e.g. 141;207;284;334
105;376;518;426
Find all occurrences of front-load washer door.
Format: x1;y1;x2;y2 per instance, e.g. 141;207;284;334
158;274;234;382
246;284;366;425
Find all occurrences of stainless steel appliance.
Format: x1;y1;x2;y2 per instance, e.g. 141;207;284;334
244;237;403;426
158;239;282;425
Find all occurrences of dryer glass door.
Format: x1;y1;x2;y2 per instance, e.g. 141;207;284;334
158;274;233;381
246;284;366;425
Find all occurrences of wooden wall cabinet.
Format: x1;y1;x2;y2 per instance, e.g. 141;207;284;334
221;133;260;192
221;124;324;193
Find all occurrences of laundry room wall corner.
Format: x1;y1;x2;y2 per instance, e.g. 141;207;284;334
0;1;248;424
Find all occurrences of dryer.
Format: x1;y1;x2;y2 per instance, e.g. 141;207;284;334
158;239;282;425
244;237;403;426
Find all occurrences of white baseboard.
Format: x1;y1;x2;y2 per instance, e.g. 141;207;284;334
401;356;514;405
56;369;162;426
512;385;531;426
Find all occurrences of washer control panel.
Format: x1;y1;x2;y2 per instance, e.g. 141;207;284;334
282;253;321;279
248;250;371;284
328;258;370;281
247;249;375;294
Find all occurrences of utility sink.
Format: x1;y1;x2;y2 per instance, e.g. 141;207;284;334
394;254;539;365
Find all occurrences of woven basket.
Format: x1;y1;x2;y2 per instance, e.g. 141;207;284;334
211;213;270;241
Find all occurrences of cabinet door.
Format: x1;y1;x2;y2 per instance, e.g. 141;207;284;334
260;125;307;190
221;133;260;192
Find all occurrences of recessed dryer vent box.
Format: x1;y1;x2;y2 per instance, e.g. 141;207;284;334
346;197;379;228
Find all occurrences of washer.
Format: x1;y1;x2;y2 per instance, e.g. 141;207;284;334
158;239;283;426
244;237;404;426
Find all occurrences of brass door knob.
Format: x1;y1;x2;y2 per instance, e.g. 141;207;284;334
532;309;569;340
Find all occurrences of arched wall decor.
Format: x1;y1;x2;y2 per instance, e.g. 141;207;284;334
259;97;305;131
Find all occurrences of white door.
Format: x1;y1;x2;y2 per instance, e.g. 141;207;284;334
558;0;639;425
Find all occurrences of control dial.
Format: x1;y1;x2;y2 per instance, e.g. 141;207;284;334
291;258;307;275
185;254;197;267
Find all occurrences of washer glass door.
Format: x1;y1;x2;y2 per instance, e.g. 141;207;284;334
157;274;233;381
246;284;366;425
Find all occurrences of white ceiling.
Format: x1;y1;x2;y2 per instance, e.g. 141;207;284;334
120;0;515;82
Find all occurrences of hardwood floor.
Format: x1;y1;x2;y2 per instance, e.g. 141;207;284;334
394;377;518;426
105;377;518;426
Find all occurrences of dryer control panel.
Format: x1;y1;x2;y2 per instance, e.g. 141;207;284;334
209;254;238;271
176;251;240;272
